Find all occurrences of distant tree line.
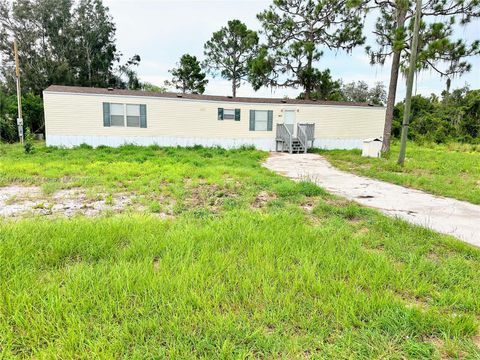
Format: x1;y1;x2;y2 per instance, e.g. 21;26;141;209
0;0;479;145
392;87;480;144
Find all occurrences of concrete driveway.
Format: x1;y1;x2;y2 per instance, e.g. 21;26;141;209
263;153;480;247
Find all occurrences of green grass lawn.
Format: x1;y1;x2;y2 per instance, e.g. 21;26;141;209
317;142;480;205
1;142;480;358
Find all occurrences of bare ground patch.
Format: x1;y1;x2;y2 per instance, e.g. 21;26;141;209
184;182;241;213
0;185;140;218
251;191;277;209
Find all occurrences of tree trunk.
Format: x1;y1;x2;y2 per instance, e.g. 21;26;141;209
305;87;311;100
398;0;421;165
305;41;314;100
381;7;407;153
232;78;236;98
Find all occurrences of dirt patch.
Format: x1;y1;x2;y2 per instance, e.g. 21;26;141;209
356;227;369;235
185;183;239;212
301;199;319;213
427;338;449;359
251;191;277;208
0;185;137;218
153;257;160;272
392;290;431;311
473;334;480;349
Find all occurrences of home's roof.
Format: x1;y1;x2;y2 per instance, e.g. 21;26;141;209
44;85;378;107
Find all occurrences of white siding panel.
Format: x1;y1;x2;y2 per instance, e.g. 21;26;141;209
46;135;275;150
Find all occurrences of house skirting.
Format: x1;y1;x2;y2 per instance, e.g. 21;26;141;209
46;135;363;151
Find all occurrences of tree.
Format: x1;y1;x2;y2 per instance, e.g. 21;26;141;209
165;54;208;94
341;81;387;105
391;87;480;144
204;19;258;97
297;69;344;101
252;0;366;100
111;54;142;90
398;0;422;166
141;82;166;93
73;0;118;87
367;0;480;152
0;90;43;142
0;0;74;93
0;0;140;95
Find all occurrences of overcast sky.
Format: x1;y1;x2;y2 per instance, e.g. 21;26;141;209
106;0;480;99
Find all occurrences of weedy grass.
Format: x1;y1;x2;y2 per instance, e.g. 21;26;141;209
317;142;480;205
0;142;479;358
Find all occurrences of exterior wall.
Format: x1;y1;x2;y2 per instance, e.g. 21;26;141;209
43;91;386;150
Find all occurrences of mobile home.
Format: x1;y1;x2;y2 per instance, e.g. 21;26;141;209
43;85;385;151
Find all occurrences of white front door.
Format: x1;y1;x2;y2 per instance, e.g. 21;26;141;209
283;110;296;135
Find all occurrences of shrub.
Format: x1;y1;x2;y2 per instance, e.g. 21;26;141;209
23;127;35;154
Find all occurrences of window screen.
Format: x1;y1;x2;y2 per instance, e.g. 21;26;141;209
223;109;235;120
126;104;141;127
254;110;268;131
110;103;125;126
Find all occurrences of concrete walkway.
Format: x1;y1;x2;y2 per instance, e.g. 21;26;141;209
263;153;480;247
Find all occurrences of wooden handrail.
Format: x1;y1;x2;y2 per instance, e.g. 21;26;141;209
276;123;292;153
297;125;307;153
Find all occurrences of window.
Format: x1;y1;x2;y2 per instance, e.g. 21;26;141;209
254;110;268;131
103;103;147;128
223;109;235;120
110;103;125;127
126;104;140;127
249;110;273;131
218;108;240;121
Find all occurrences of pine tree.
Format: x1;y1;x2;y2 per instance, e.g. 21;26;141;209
166;54;208;94
367;0;480;152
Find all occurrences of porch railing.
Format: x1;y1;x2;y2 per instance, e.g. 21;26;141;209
276;123;315;153
297;124;307;154
298;123;315;149
276;123;293;153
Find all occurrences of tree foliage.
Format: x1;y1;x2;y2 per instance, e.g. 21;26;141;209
369;0;480;79
392;87;480;143
297;69;343;101
367;0;480;151
342;81;387;105
0;0;141;95
0;90;43;142
252;0;366;99
141;82;166;93
297;71;387;105
166;54;208;94
204;19;258;97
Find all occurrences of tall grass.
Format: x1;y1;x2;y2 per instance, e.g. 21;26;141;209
0;142;479;358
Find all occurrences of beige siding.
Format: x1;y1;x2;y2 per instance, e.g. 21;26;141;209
44;91;385;141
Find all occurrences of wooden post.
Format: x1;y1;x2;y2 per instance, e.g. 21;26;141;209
14;39;24;144
398;0;422;165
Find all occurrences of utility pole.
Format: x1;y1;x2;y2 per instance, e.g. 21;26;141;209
398;0;422;166
14;39;24;144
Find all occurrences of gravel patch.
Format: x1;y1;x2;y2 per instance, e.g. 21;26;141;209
0;185;135;218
